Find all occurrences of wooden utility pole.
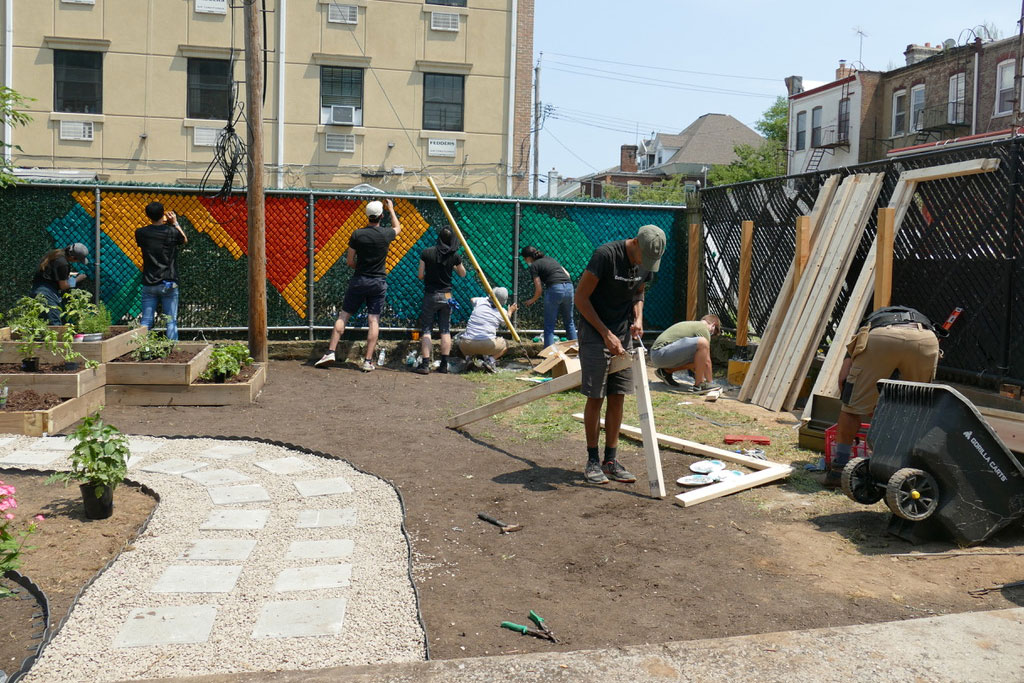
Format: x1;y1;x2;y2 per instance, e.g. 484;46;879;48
244;0;268;362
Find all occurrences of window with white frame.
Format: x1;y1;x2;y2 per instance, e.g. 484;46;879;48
320;66;363;126
996;60;1015;115
948;72;966;124
327;4;358;24
795;111;806;151
810;106;822;147
892;89;906;136
838;98;850;142
910;85;925;131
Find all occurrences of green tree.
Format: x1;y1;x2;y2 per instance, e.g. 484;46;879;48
0;87;33;187
706;142;786;185
756;95;788;144
602;176;693;204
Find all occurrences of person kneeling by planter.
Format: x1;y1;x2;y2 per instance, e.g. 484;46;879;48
47;411;129;520
458;287;517;373
649;315;721;394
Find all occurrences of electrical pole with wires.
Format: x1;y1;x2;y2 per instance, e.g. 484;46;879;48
533;56;540;197
244;0;267;362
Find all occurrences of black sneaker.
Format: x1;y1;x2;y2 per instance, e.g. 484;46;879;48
655;368;680;386
690;382;715;395
437;360;449;374
602;459;637;483
413;359;430;375
584;460;609;484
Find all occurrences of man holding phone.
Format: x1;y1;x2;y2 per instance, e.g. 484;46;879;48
135;201;188;340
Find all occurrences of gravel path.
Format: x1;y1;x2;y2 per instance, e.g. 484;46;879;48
0;434;425;682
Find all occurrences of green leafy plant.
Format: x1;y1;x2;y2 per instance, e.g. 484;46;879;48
201;342;253;381
0;479;42;596
7;295;54;359
47;411;129;498
76;303;111;335
129;316;176;361
62;289;98;331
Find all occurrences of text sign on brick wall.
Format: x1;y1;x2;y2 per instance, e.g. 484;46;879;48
428;139;456;158
196;0;227;14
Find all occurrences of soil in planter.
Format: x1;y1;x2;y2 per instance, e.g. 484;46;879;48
0;390;63;412
0;471;156;673
0;575;44;678
0;363;84;375
111;349;199;364
195;364;259;385
101;326;131;341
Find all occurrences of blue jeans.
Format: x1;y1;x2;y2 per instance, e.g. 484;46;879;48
542;282;577;348
140;282;180;341
31;284;63;325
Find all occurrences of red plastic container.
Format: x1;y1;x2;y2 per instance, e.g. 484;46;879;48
824;422;871;468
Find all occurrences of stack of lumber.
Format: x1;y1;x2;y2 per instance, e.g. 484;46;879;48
741;173;884;412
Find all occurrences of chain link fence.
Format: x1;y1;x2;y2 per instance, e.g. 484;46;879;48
0;185;686;338
700;136;1024;384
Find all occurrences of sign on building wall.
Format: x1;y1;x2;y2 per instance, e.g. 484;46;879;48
195;0;227;15
428;139;457;158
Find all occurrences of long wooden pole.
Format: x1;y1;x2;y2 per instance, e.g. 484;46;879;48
794;215;810;290
244;0;267;362
427;177;520;343
687;223;700;320
874;207;895;310
736;220;754;346
631;346;665;498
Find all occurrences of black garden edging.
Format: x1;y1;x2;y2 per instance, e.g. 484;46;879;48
1;570;49;683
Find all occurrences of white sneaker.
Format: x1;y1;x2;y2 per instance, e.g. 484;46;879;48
314;352;335;367
361;359;374;372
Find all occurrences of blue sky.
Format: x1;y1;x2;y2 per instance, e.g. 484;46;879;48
533;1;1018;185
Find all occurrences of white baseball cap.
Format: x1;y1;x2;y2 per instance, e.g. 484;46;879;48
366;200;384;218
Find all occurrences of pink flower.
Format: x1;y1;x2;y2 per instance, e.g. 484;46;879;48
34;515;44;521
0;499;15;511
3;513;13;520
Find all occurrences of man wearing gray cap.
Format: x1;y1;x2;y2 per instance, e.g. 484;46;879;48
316;198;402;371
31;242;91;324
574;224;666;485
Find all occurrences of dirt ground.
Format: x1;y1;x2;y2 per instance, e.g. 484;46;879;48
0;472;156;675
45;359;1010;661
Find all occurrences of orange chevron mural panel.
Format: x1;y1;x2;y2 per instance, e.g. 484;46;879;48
70;191;430;319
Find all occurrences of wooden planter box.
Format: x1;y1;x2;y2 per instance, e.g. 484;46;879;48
0;364;106;399
106;363;266;406
105;343;213;386
0;326;143;364
0;386;105;437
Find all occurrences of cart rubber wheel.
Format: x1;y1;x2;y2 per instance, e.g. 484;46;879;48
885;468;939;521
841;457;883;504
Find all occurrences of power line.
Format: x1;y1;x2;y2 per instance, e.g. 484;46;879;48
545;64;779;99
544;51;781;83
543;126;598;173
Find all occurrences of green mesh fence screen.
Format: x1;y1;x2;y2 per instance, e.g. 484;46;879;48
0;185;687;336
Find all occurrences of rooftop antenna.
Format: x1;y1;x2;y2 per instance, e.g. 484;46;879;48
853;26;868;64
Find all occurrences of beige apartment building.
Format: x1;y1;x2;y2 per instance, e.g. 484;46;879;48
0;0;534;195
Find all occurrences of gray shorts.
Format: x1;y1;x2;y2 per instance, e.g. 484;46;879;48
650;337;701;369
579;340;633;399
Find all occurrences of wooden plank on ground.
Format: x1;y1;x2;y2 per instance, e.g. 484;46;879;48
448;353;632;429
874;207;895;310
977;405;1024;454
631;346;665;498
674;465;792;507
687;223;700;321
738;174;839;403
736;220;754;347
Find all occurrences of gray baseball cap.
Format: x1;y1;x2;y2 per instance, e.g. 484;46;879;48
66;242;90;264
636;225;666;272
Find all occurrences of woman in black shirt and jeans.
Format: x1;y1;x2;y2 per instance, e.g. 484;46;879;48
520;246;577;348
30;243;90;324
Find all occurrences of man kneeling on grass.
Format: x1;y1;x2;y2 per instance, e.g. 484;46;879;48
650;315;720;394
458;287;517;373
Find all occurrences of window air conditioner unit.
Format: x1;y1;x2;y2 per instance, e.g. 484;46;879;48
330;105;356;125
327;4;358;24
59;120;94;141
194;127;221;147
325;133;356;153
430;12;460;32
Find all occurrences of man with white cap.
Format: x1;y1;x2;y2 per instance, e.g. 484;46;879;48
316;198;402;371
457;287;518;373
574;224;666;485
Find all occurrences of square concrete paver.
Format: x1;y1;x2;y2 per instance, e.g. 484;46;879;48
285;539;355;561
30;437;74;451
197;444;255;460
127;438;165;454
274;564;352;592
184;468;250;487
0;436;17;449
180;539;257;561
152;565;242;593
126;455;145;470
199;509;270;530
208;484;270;505
293;477;353;498
295;509;357;528
114;605;217;648
252;598;347;639
254;456;314;475
0;450;66;467
140;459;208;476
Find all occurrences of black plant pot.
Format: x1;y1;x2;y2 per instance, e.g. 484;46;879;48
79;483;114;520
21;357;40;372
213;371;228;384
62;361;80;372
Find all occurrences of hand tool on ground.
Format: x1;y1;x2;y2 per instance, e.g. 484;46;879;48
500;610;557;642
477;513;522;533
528;609;558;642
724;435;771;445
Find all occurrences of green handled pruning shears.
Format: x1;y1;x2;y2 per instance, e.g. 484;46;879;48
500;610;558;643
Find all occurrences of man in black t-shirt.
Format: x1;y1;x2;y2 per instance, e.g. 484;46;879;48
413;227;466;375
135;202;188;340
30;242;90;324
316;199;402;371
575;224;665;485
